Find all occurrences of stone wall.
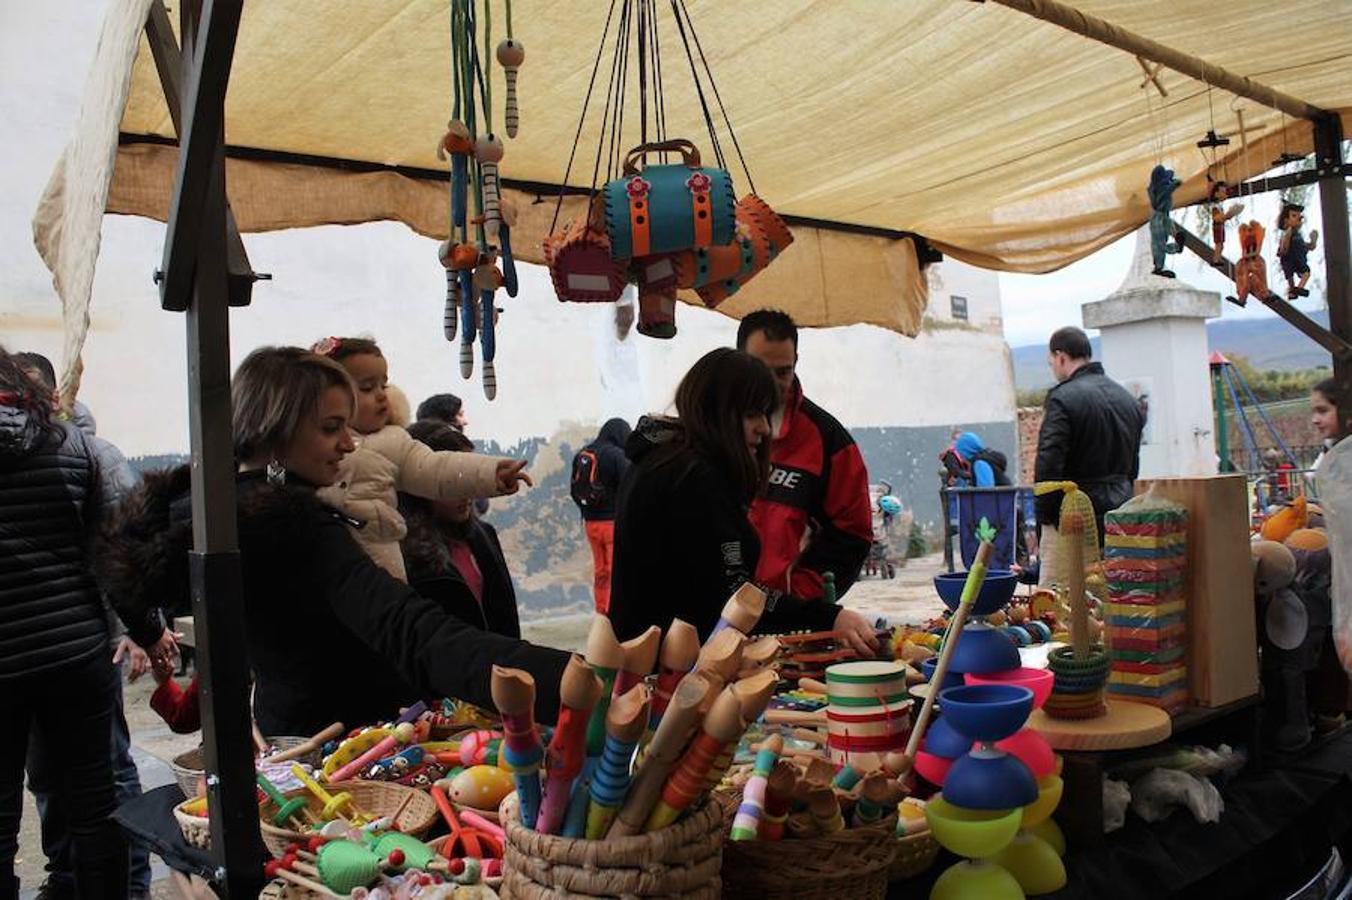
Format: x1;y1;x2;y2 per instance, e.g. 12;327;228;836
1017;407;1043;484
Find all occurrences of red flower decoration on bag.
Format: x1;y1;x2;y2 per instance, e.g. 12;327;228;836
626;177;652;199
686;172;712;193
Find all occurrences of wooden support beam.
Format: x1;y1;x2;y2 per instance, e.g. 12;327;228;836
156;0;245;312
144;0;259;306
1174;164;1352;211
1313;115;1352;437
164;0;265;895
1174;220;1352;360
988;0;1328;121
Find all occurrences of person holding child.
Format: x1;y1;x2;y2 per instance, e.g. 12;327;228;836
101;346;569;735
309;337;530;581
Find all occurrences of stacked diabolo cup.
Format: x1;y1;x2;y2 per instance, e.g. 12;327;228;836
919;569;1067;898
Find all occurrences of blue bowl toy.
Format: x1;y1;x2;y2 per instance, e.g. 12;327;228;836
922;657;967;692
946;623;1021;675
938;684;1035;744
934;570;1019;617
944;749;1040;810
924;713;974;759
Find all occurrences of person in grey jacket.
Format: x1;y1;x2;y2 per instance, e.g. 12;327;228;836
12;352;149;899
0;347;128;899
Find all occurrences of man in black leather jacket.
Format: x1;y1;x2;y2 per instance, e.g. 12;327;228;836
1034;327;1146;553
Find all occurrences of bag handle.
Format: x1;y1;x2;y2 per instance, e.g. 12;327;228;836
622;139;702;176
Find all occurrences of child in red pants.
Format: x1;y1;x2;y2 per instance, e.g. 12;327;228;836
150;657;200;734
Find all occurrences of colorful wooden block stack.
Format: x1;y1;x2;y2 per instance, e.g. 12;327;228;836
824;661;911;768
1103;499;1189;714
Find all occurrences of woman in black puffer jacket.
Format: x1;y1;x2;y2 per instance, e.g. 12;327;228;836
101;347;568;736
0;347;127;899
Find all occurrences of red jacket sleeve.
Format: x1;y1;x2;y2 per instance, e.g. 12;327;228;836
793;442;874;600
150;674;202;734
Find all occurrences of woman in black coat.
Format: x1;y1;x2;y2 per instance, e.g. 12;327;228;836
608;348;872;643
0;348;127;898
101;347;568;735
399;420;521;638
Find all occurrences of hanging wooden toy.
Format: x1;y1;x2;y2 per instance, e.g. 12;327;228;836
1276;203;1319;300
497;39;524;138
1206;180;1244;265
477;135;505;243
1233;221;1272;307
1146;164;1185;278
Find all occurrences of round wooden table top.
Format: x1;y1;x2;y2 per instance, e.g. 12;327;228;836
1028;698;1173;751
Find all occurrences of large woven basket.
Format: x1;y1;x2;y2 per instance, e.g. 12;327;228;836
258;780;438;858
889;829;940;881
499;795;724;898
171;737;322;799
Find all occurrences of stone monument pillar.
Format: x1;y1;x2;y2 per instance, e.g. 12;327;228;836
1082;228;1221;478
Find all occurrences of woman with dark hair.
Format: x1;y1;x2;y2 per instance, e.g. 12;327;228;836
400;420;521;638
100;347;568;735
608;348;873;645
0;347;128;898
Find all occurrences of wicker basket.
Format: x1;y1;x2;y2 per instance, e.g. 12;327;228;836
888;829;940;881
258;780;439;858
715;792;898;900
499;796;724;898
173;800;212;850
171;737;322;799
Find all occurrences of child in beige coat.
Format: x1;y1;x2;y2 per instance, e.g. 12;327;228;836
312;337;531;580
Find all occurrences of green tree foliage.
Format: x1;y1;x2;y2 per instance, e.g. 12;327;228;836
1222;353;1332;403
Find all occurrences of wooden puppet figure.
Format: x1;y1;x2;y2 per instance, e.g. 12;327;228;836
438;120;474;233
1233;221;1272;307
1147;164;1185;278
1207;180;1244;264
1277;203;1320;299
476;135;505;243
496;40;525;139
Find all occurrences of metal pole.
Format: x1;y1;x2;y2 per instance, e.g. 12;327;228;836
1313;115;1352;438
1211;361;1232;472
175;0;264;894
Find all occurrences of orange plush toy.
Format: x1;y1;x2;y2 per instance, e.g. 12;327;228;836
1261;495;1308;543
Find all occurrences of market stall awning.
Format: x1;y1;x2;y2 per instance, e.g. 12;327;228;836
32;0;1352;395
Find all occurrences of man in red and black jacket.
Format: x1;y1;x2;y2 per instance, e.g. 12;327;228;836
738;310;875;630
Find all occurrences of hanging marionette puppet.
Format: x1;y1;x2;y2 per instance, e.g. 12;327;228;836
1276;203;1319;299
1231;220;1273;308
1147;164;1186;277
1206;180;1244;265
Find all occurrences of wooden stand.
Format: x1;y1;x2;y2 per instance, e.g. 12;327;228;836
1028;698;1171;751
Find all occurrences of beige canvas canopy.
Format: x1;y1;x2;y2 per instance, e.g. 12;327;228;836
33;0;1352;398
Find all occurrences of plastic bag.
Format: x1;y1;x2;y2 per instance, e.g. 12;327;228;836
1317;440;1352;674
1103;777;1131;833
1129;768;1224;824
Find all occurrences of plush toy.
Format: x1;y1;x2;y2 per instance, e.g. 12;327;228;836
1253;539;1310;751
1147;164;1186;278
1277;203;1320;299
1206;180;1244;264
1261;495;1308;544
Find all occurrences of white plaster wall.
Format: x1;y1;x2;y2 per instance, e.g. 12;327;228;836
1098;318;1217;478
0;0;1017;457
926;260;1003;333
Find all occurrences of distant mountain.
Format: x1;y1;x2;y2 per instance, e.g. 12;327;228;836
1012;310;1332;390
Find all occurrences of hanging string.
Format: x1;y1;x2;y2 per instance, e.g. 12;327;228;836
675;0;756;194
591;0;630;192
504;0;513;39
637;0;648;146
551;0;622;233
482;0;493;135
649;0;668;150
669;0;724;170
609;0;633;181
